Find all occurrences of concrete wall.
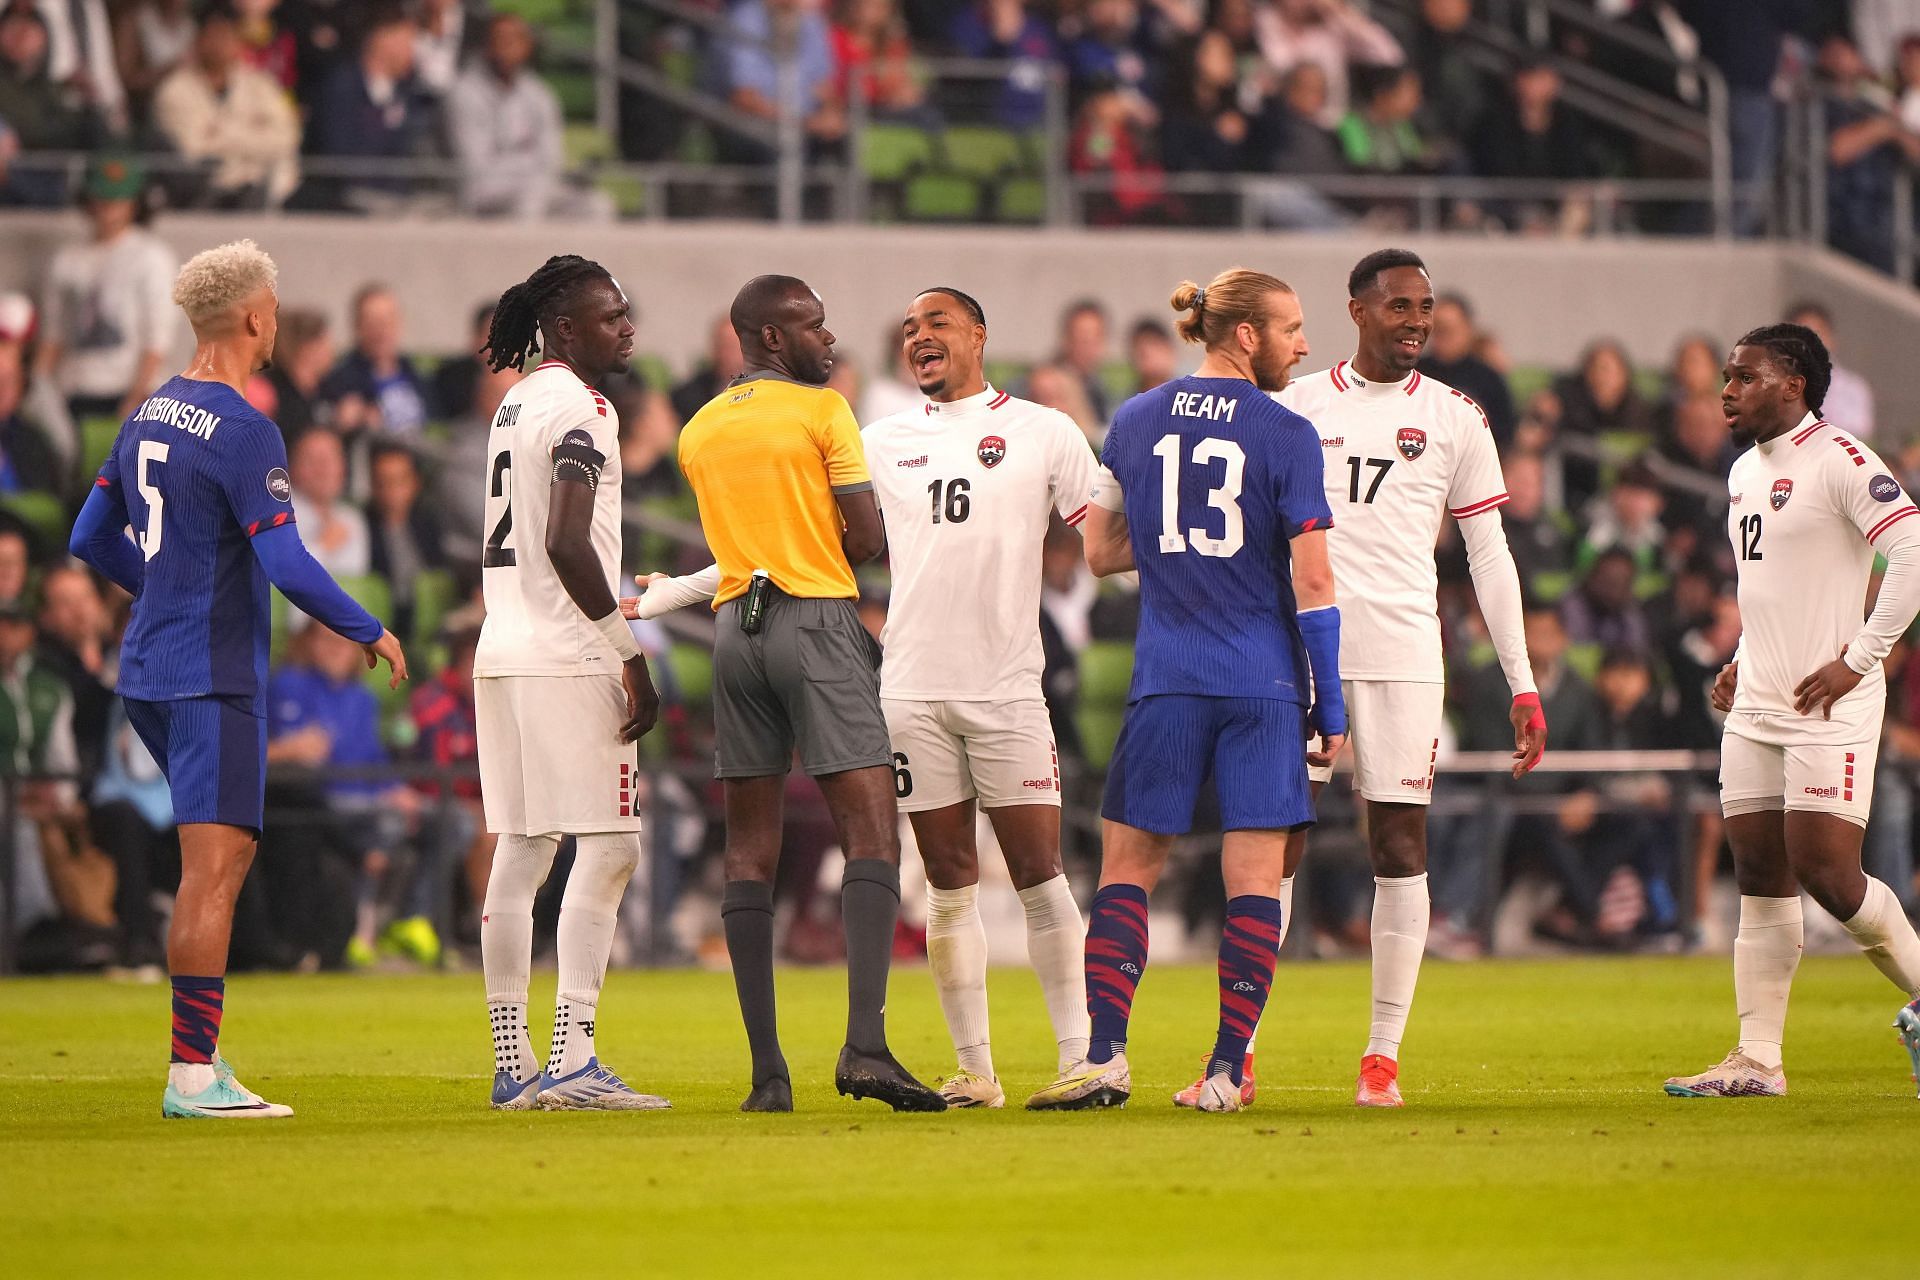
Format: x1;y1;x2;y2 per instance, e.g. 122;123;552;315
3;212;1910;427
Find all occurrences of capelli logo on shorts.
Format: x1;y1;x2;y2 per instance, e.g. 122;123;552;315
1023;777;1056;790
1399;777;1432;790
1803;785;1840;798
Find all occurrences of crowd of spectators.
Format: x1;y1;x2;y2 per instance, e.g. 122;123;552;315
3;1;1920;271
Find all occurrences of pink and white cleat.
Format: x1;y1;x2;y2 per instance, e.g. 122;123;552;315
1663;1049;1787;1098
1173;1053;1256;1109
1354;1053;1403;1107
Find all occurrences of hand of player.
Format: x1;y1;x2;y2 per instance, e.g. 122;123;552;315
1306;731;1347;769
1793;649;1863;720
619;573;668;620
619;654;661;743
1509;693;1547;778
363;629;409;689
1710;660;1738;714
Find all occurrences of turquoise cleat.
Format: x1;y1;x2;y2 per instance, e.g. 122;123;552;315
1896;1000;1920;1099
162;1056;293;1119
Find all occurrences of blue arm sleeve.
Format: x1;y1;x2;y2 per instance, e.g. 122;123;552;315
1297;605;1346;738
69;483;145;597
251;523;384;645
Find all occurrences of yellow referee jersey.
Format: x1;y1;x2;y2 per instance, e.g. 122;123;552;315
678;372;872;606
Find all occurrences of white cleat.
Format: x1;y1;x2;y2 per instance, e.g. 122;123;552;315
1192;1072;1244;1114
1663;1049;1787;1098
162;1057;293;1119
937;1070;1006;1109
536;1057;672;1111
1025;1053;1130;1110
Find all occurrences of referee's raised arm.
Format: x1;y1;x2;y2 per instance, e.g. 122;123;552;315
676;275;944;1114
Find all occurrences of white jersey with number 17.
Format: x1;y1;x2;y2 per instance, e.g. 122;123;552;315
474;360;626;678
862;386;1098;702
1277;361;1507;683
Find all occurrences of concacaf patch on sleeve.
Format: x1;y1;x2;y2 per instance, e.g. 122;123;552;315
561;428;596;451
266;467;292;502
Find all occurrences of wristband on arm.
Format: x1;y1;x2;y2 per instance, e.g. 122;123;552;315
593;608;642;661
1298;605;1346;738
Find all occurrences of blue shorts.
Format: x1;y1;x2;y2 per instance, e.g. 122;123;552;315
124;695;267;833
1101;695;1315;836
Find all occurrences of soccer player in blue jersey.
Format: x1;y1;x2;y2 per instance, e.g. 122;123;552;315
1027;267;1346;1113
70;240;407;1118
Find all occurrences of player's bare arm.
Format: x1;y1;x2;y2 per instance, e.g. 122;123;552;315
1711;659;1738;713
835;487;885;564
547;461;659;742
1082;502;1135;576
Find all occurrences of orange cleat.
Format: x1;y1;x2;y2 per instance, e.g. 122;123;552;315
1173;1052;1257;1109
1354;1053;1403;1107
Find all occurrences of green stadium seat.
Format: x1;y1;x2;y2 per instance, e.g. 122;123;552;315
1507;365;1551;407
861;123;936;183
596;170;649;218
1564;642;1602;682
82;415;120;477
547;70;596;121
0;491;67;549
983;359;1029;391
1529;569;1574;603
1099;362;1135;413
336;574;394;624
633;353;675;394
666;641;713;707
939;126;1026;179
410;569;456;649
995;176;1049;223
564;122;614;167
903;173;982;222
1076;640;1134;766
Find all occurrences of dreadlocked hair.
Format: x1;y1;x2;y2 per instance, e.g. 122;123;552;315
1736;322;1832;415
482;254;614;372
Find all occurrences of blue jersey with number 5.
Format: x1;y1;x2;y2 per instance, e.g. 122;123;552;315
97;375;296;710
1102;375;1331;704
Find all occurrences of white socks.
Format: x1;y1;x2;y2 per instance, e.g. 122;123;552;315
1367;873;1430;1061
926;883;994;1078
482;832;559;1083
1734;894;1802;1070
1019;875;1089;1070
1841;876;1920;1001
1245;875;1293;1056
549;833;641;1077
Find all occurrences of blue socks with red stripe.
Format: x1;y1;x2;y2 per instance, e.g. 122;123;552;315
170;975;224;1063
1211;896;1283;1085
1084;884;1149;1064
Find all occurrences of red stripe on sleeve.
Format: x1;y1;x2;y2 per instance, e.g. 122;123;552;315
1791;419;1828;446
1065;504;1088;526
95;476;110;488
1449;494;1510;519
1868;506;1919;543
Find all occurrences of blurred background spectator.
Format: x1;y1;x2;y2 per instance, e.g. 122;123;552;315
151;2;300;208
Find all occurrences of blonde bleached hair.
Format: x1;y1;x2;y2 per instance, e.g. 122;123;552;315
1170;267;1292;350
172;239;278;325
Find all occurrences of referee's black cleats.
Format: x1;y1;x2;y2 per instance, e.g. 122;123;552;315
834;1045;948;1112
740;1074;794;1113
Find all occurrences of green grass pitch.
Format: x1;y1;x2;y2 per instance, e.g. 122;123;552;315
2;956;1913;1278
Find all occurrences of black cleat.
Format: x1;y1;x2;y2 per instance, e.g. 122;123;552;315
740;1076;794;1112
834;1045;948;1112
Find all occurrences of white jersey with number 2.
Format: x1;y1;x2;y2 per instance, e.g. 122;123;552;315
862;385;1098;702
1277;361;1508;683
475;360;626;678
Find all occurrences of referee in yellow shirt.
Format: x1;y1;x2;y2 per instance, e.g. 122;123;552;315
679;274;944;1114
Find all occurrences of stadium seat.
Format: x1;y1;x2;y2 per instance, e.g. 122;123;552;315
665;641;713;707
903;173;982;222
1077;640;1134;769
1099;362;1135;413
0;491;67;549
410;569;457;649
547;70;596;122
939;126;1027;180
633;353;675;394
564;123;615;167
861;123;936;183
81;415;120;477
1565;642;1602;682
336;574;394;625
994;176;1048;223
983;358;1029;391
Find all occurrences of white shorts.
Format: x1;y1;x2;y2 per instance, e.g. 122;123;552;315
1720;725;1879;828
476;674;643;837
1304;679;1445;805
882;697;1060;813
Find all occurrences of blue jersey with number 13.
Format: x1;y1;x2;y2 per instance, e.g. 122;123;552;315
1101;374;1332;705
98;375;297;711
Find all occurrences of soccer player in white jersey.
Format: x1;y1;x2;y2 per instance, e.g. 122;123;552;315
472;255;670;1112
632;287;1097;1108
1665;323;1920;1099
1220;249;1548;1110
